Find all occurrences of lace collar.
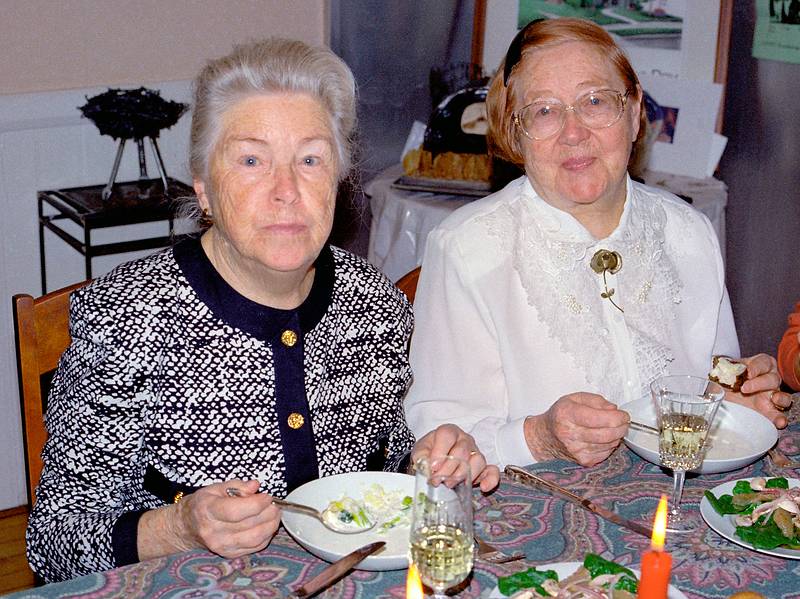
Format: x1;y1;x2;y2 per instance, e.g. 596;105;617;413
482;176;682;401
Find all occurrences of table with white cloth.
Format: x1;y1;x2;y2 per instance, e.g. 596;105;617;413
366;165;728;282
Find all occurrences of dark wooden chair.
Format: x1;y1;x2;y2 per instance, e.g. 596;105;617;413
395;266;421;305
13;281;90;506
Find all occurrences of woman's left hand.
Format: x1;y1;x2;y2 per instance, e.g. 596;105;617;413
411;424;500;492
725;353;792;428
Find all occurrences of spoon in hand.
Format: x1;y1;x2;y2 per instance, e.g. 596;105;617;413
225;488;376;534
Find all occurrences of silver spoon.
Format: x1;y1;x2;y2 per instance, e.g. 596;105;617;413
628;420;659;435
225;488;376;534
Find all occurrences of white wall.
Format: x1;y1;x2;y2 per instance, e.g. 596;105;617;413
0;0;327;95
0;0;327;510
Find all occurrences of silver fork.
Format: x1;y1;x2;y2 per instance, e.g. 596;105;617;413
473;535;525;564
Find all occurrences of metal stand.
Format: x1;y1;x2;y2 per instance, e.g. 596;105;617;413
38;178;194;293
102;136;170;200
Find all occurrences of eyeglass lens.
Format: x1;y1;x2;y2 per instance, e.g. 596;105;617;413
517;90;626;140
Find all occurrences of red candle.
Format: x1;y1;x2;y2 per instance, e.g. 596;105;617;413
638;495;672;599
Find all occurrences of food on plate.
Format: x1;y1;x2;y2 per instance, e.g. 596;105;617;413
323;483;413;534
403;147;491;182
728;593;766;599
497;554;638;598
402;85;493;183
704;477;800;550
322;496;373;531
708;355;748;391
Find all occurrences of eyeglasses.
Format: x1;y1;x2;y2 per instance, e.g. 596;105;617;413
512;89;631;141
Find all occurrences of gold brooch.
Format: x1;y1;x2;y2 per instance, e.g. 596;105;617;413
590;249;624;313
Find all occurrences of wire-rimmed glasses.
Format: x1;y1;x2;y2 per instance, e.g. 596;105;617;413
513;88;631;140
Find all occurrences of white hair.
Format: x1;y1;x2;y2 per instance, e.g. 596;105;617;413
189;38;357;183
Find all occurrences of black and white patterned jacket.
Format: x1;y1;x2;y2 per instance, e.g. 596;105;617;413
27;238;415;582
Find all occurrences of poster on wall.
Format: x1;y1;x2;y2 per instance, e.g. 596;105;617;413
753;0;800;64
482;0;722;82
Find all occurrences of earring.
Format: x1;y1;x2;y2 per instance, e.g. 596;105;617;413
590;249;624;313
200;207;214;228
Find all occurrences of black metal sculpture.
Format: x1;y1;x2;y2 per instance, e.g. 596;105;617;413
79;87;187;199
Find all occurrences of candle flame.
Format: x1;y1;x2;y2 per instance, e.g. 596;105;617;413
406;562;424;599
651;494;668;550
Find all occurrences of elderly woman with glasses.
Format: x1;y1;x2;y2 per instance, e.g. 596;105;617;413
405;18;790;469
27;39;499;583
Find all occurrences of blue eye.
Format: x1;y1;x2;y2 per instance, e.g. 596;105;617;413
243;155;258;166
303;156;319;166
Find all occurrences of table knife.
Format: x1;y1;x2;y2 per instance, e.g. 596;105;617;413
504;465;653;539
288;541;385;598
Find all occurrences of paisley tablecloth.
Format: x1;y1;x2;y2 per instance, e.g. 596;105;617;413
7;422;800;599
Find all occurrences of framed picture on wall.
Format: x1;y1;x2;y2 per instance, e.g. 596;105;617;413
477;1;733;86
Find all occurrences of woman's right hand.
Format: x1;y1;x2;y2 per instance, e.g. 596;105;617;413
523;392;630;467
138;479;281;561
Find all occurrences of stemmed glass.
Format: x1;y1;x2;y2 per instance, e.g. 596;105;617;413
409;456;475;598
651;374;724;532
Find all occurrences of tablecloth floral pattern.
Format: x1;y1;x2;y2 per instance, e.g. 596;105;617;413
7;419;800;599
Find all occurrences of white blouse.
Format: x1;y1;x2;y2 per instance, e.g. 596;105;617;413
404;175;739;468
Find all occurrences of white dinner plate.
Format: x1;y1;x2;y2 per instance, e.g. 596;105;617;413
621;397;777;473
281;471;414;571
488;561;687;598
699;477;800;559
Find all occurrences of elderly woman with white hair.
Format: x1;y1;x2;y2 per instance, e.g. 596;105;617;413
404;18;790;471
27;39;499;583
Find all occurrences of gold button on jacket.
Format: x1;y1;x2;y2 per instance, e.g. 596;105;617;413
287;413;305;429
281;330;298;347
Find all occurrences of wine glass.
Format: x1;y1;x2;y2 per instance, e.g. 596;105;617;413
409;455;474;598
651;374;724;532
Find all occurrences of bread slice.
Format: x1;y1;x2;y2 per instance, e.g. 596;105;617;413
709;355;747;392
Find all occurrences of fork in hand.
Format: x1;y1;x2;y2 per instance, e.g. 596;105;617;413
474;535;525;564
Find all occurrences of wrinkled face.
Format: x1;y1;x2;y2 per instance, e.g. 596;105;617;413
514;41;640;214
195;93;337;275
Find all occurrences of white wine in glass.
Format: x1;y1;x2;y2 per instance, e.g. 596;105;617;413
409;455;474;598
652;375;724;532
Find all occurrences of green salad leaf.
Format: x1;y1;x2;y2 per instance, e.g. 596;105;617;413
583;553;638;594
765;477;789;489
732;480;753;494
497;567;558;597
704;490;738;515
736;514;796;550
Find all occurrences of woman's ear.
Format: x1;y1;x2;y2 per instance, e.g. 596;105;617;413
194;178;210;213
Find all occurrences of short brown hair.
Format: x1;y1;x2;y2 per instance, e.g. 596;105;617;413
486;18;646;167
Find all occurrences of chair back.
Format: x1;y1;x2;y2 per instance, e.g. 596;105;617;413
395;266;421;305
13;281;90;506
